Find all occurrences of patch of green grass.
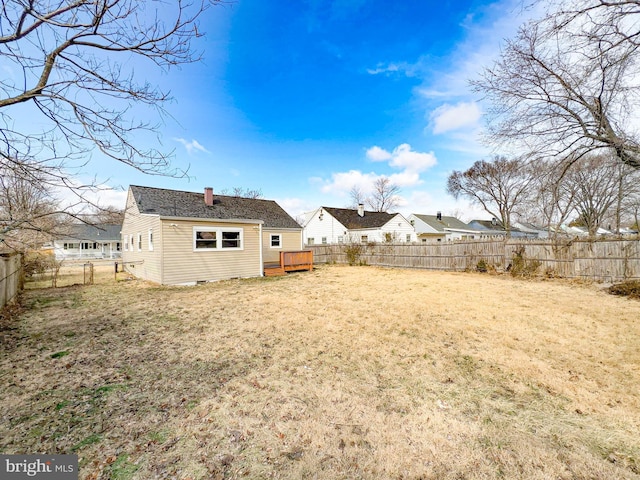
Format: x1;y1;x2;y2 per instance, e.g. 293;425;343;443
50;350;70;359
71;433;101;452
55;400;69;411
94;384;127;396
109;454;140;480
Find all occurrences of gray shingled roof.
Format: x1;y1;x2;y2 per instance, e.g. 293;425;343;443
59;224;122;242
413;214;473;232
130;185;301;229
323;207;396;229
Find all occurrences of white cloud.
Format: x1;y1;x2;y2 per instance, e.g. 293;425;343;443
317;170;380;195
367;143;437;172
365;145;392;161
315;144;438;202
430;102;482;134
55;183;128;212
173;137;210;155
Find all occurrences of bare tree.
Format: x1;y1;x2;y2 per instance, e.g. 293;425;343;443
219;187;264;199
527;159;580;237
564;153;628;237
0;166;72;252
90;206;126;225
367;177;401;212
348;185;367;209
446;155;535;236
0;0;219;248
474;1;640;169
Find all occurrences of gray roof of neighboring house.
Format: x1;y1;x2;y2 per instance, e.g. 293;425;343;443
59;224;122;242
413;214;473;232
469;219;530;235
469;219;508;231
130;185;301;229
322;207;397;229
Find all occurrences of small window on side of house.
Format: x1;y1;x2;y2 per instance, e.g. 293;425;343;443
194;229;217;250
406;234;411;242
321;237;327;244
361;235;368;243
148;229;154;251
221;230;242;249
270;234;281;248
308;237;315;245
137;233;142;251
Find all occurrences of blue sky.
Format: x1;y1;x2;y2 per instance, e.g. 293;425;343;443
81;0;540;221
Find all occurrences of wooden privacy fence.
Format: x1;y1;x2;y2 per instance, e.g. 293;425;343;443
1;253;23;309
308;238;640;282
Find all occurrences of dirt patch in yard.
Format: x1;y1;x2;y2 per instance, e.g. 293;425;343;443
2;265;640;479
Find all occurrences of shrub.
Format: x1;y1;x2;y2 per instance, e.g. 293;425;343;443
509;246;541;277
608;280;640;300
476;259;488;273
344;243;364;266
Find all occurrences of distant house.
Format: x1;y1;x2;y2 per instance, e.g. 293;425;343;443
408;212;479;242
513;221;549;239
53;224;122;260
121;185;303;285
560;225;612;237
467;218;534;238
302;204;416;244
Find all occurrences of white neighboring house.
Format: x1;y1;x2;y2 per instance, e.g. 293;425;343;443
302;204;416;244
408;212;480;242
54;224;122;260
513;221;549;239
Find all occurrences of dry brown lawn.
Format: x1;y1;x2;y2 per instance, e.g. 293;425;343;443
1;265;639;479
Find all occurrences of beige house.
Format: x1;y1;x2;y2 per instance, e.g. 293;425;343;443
121;185;303;285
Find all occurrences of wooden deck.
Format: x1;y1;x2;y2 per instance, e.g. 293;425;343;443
264;250;313;277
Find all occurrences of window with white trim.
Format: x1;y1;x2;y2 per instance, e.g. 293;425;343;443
307;237;315;245
137;233;142;251
193;227;243;251
148;229;154;251
270;234;281;248
124;235;128;251
130;235;134;251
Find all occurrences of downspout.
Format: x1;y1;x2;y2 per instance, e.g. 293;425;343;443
259;223;264;277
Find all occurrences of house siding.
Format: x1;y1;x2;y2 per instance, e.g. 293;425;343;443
160;220;261;285
303;208;348;245
121;191;163;283
381;215;417;242
262;229;303;263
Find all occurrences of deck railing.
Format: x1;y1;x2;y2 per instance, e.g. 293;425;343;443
281;250;313;272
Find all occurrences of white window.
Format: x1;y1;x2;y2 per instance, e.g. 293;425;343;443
193;227;243;251
124;235;128;251
130;235;134;251
308;237;315;245
406;234;411;242
221;230;241;249
137;233;142;251
361;235;368;243
321;237;327;244
337;236;344;243
148;229;154;251
270;234;282;248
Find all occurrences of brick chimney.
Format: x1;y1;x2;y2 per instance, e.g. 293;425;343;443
204;187;214;206
357;203;365;217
